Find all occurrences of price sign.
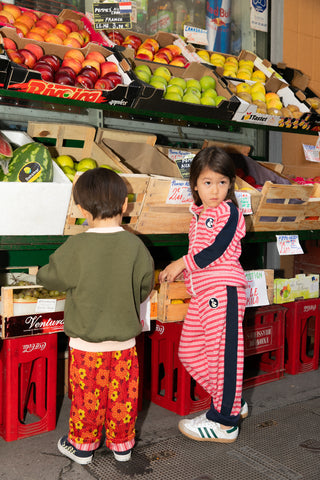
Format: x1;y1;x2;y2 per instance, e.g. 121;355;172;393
93;2;132;30
168;148;196;179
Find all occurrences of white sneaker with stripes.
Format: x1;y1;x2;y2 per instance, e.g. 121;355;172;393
240;400;248;419
178;413;239;443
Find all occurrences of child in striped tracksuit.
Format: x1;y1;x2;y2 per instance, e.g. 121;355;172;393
159;146;248;443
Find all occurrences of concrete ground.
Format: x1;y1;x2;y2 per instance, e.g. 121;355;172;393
0;368;319;479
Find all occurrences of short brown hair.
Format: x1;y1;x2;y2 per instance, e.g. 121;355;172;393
73;168;127;219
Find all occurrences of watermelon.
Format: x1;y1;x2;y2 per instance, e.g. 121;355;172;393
6;142;53;182
0;132;13;175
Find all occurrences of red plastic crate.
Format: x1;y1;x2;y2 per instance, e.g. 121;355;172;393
243;305;286;389
284;298;320;374
149;321;211;415
0;333;57;441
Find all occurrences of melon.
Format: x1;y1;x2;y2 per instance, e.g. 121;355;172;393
0;132;13;176
6;142;53;182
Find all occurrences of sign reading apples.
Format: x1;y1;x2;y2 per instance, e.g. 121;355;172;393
93;2;132;30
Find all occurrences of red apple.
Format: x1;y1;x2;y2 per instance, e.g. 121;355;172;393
107;31;124;45
78;29;90;46
3;4;22;20
76;73;94;89
78;66;99;83
35;19;52;31
63;49;85;64
102;71;122;87
3;37;17;50
7;49;25;64
22;10;39;24
33;61;55;81
157;48;173;61
25;31;45;42
40;13;57;28
55;66;77;81
94;77;115;90
18;48;37;68
100;60;118;77
81;59;100;74
123;34;142;50
62;57;82;74
24;43;44;60
54;71;75;85
169;55;188;66
85;51;105;64
136;52;154;61
13;21;30;36
0;15;11;25
62;19;79;32
39;54;61;72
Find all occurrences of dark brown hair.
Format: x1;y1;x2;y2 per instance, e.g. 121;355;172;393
189;146;238;207
73;167;127;219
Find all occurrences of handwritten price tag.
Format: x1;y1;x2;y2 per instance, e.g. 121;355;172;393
166;179;193;204
245;270;269;307
276;234;304;256
235;191;253;215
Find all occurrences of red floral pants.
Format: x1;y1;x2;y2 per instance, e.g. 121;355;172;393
68;346;139;453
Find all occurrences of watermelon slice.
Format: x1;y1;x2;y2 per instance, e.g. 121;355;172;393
0;132;13;175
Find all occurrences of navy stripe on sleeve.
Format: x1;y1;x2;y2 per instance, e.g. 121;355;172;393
194;203;239;269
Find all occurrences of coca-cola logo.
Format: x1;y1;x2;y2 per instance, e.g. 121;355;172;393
156;324;164;335
22;342;46;353
303;304;317;312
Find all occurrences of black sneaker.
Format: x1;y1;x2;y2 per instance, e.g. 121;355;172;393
113;449;132;462
58;435;93;465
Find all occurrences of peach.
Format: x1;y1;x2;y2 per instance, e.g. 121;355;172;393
25;31;45;42
82;59;100;74
62;19;79;32
35;19;52;31
0;9;15;23
3;37;17;50
63;37;81;48
56;23;71;35
50;28;67;40
100;60;118;77
13;21;30;36
85;51;105;64
62;57;83;74
63;48;85;63
67;31;84;46
3;4;21;20
40;13;57;28
44;32;64;45
17;14;35;29
24;43;44;60
29;26;48;38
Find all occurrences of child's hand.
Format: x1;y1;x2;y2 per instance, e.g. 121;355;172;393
159;258;186;283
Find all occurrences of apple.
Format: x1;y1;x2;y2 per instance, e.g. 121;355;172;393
186;78;201;91
168;77;187;91
185;87;201;98
18;48;37;68
200;75;216;92
56;155;74;168
54;71;75;85
123;34;142;50
63;37;82;49
200;96;216;106
78;66;99;83
107;31;124;45
39;54;61;71
81;59;100;75
77;158;98;171
7;49;25;64
150;74;167;86
157;48;173;62
63;49;85;64
136;47;153;61
62;166;76;181
201;88;218;100
3;4;22;20
0;10;15;24
85;51;105;64
3;37;17;50
24;43;44;60
35;19;53;31
134;64;152;76
182;92;201;104
153;52;170;64
154;66;171;83
76;74;94;89
136;52;154;61
17;14;35;29
166;84;184;97
13;21;30;36
142;38;159;53
33;62;55;82
62;57;82;75
100;61;118;77
94;77;115;90
62;19;78;32
169;57;187;67
44;32;64;44
0;15;11;25
55;23;71;35
22;10;39;24
197;50;210;62
25;32;45;42
68;31;85;46
166;44;181;57
78;29;90;46
102;71;123;87
149;78;166;90
164;92;182;102
41;13;57;28
134;69;151;83
215;95;227;106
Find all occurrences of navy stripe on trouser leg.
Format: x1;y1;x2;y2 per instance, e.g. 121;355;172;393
206;286;240;426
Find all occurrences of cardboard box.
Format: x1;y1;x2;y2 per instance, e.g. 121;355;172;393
0;129;72;235
274;274;319;304
1;27;140;107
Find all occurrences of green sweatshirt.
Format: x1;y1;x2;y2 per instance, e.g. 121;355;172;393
36;230;154;342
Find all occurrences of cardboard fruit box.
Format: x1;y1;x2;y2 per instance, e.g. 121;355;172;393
0;129;72;235
128;58;240;121
1;26;140;107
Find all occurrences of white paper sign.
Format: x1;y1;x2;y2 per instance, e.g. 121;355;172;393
235;191;253;215
302;144;320;163
36;298;57;313
183;25;208;46
276;234;304;256
245;270;269;307
140;295;151;332
250;0;268;32
166;179;193;204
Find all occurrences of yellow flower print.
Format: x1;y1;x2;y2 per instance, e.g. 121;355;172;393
126;402;132;412
75;421;83;430
79;380;85;390
125;372;130;381
111;390;119;401
123;414;131;424
109;420;116;430
75;436;83;444
114;351;121;360
79;368;86;379
96;357;103;368
111;379;119;389
78;409;85;420
94;388;100;397
95;399;100;410
127;359;132;369
92;429;98;437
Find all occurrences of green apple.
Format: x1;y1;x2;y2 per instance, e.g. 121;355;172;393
150;74;167;86
168;76;187;91
182;92;201;104
100;164;122;173
154;66;171;83
149;79;166;90
164;92;183;102
127;193;135;202
134;69;151;83
62;166;76;182
186;78;201;91
134;64;152;76
200;96;216;106
185;87;201;98
202;88;218;100
200;75;216;92
215;95;227;106
166;84;184;97
55;155;74;169
77;158;98;171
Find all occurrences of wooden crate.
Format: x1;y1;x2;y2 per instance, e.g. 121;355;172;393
27;121;130;173
156;281;191;323
64;172;150;235
134;175;192;234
